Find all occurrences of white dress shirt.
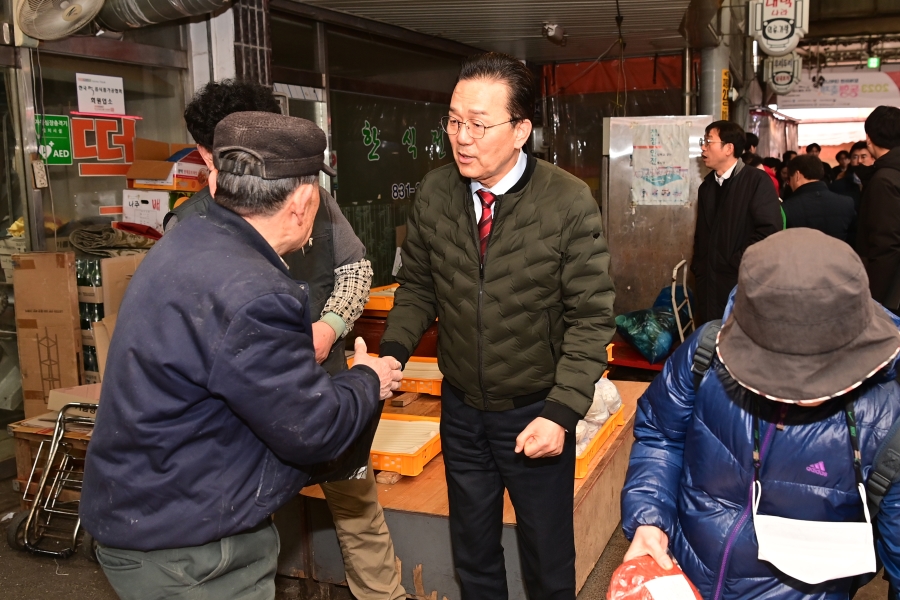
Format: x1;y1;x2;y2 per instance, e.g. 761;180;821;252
715;160;739;186
469;150;528;218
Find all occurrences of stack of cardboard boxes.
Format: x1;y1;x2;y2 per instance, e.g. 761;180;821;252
122;139;207;233
14;252;143;418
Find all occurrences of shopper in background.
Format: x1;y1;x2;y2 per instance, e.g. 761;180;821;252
743;153;781;195
167;80;407;600
806;142;822;157
856;105;900;315
852;140;875;169
745;132;759;155
622;228;900;599
831;141;873;208
691;120;781;325
778;161;793;199
783;150;798;164
782;155;855;244
832;149;851;180
380;51;615;600
81;113;403;600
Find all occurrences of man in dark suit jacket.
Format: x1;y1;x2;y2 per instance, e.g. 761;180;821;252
783;154;856;243
692;121;782;325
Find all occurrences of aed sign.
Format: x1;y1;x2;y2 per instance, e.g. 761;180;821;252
749;0;809;56
764;52;802;95
35;115;72;165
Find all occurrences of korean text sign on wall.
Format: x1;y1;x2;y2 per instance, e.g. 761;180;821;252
76;73;125;115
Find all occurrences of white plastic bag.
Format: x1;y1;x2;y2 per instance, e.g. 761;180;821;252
593;378;622;416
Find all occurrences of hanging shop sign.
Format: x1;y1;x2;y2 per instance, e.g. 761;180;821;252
76;73;125;116
748;0;809;57
764;52;803;95
35;115;72;166
72;117;137;177
630;122;691;206
779;70;900;109
721;70;731;121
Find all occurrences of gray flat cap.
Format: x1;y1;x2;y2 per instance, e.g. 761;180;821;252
213;111;335;179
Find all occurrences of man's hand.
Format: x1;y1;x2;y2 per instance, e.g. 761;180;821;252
311;321;337;364
514;417;566;458
623;525;673;570
351;338;403;399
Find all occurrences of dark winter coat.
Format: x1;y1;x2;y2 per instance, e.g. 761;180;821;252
380;156;615;432
856;149;900;311
691;159;782;324
783;181;856;243
622;297;900;600
81;200;380;551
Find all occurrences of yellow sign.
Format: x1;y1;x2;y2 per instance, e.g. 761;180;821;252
721;69;731;121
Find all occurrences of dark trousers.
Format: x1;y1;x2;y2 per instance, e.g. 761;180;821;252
441;384;576;600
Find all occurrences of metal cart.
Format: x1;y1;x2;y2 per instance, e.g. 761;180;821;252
6;403;96;559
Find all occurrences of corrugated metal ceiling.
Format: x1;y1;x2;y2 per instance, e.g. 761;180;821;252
297;0;692;62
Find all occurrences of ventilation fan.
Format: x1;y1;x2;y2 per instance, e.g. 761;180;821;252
15;0;104;41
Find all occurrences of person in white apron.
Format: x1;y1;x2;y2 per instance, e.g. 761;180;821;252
619;228;900;599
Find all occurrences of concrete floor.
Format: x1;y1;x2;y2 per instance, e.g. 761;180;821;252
0;476;890;599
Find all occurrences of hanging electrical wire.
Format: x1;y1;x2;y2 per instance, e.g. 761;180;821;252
30;47;58;249
614;0;627;116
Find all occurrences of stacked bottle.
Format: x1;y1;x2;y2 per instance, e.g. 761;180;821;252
76;258;103;384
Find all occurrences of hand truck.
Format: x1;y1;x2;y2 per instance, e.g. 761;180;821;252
6;403;97;559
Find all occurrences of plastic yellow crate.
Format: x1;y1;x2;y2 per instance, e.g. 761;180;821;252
396;356;442;395
575;406;625;479
365;283;399;312
371;413;442;476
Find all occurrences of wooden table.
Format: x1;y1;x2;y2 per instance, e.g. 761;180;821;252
292;380;649;596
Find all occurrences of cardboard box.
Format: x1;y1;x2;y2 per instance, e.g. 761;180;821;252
78;254;145;348
47;383;101;419
123;190;170;233
93;314;117;382
100;254;144;315
126;138;207;193
13;252;83;417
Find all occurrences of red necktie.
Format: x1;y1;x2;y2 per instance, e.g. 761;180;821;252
476;189;496;261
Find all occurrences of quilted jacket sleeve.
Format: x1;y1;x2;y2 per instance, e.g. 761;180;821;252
877;481;900;598
207;292;381;466
380;179;439;367
541;185;616;431
621;329;704;541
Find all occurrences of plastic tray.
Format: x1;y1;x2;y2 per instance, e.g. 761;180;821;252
397;356;442;395
371;413;442;476
349;355;443;396
575;405;625;479
365;283;399;312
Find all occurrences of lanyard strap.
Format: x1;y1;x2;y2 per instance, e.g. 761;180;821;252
753;398;865;485
844;402;865;486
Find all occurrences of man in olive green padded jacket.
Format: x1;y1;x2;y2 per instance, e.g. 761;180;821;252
379;52;615;600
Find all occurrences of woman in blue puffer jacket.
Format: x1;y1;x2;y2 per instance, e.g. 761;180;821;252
621;229;900;599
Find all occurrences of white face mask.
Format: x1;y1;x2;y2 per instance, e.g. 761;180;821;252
753;480;876;585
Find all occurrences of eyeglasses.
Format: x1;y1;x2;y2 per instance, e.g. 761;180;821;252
440;116;518;139
699;138;728;147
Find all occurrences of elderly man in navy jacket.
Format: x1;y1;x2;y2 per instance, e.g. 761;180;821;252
80;112;402;600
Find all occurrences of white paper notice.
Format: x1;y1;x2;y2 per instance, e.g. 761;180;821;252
643;575;696;600
76;73;125;115
631;123;691;206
